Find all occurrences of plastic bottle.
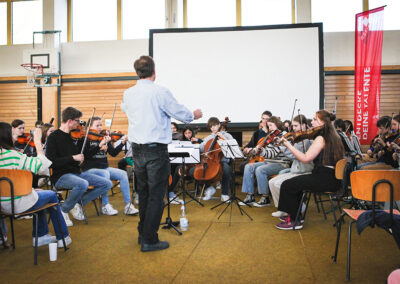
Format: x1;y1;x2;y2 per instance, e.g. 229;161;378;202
180;205;188;231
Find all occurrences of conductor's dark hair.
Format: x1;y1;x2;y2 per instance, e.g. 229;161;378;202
134;56;155;79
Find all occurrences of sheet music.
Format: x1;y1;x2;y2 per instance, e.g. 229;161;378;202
217;139;244;159
168;142;200;164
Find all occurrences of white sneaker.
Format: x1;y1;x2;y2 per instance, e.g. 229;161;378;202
57;235;72;248
169;195;183;205
102;203;118;215
272;211;288;218
221;195;230;202
202;186;216;200
71;203;85;221
124;203;139;215
33;234;56;247
134;193;139;204
61;210;73;227
18;215;32;220
216;181;222;190
0;235;7;245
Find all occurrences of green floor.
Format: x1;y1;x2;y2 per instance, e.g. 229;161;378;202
1;186;399;284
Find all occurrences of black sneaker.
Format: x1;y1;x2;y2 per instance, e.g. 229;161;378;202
238;194;255;206
253;196;271;207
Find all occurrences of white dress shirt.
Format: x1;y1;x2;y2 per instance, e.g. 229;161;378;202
121;79;194;144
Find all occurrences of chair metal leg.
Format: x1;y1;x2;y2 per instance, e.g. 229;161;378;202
347;220;355;281
301;192;312;221
293;192;308;230
9;216;15;249
332;213;345;262
318;193;328;220
53;207;68;252
313;193;321;213
80;200;88;225
92;199;100;216
329;194;338;230
33;213;38;265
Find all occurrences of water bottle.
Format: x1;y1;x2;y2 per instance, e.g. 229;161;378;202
180;205;188;231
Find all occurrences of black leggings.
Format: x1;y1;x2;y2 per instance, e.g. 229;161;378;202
278;166;340;218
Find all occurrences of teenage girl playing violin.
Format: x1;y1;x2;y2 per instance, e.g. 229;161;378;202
274;110;344;230
81;116;139;216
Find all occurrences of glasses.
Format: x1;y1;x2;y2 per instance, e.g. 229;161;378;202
73;119;80;123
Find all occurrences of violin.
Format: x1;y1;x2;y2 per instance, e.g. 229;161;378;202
109;131;124;142
70;126;105;142
246;129;281;164
17;133;35;147
282;125;324;144
193;117;230;183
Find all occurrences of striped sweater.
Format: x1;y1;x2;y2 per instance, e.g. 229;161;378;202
0;149;52;214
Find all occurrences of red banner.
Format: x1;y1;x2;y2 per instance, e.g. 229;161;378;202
354;7;384;145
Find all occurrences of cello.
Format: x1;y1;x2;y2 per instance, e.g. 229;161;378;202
193;117;230;183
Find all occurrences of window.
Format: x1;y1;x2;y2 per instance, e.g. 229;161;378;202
0;2;6;45
312;0;362;32
370;0;400;30
122;0;165;39
72;0;117;42
12;0;43;44
177;0;184;28
242;0;292;26
187;0;236;28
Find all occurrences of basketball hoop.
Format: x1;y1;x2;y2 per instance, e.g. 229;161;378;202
21;63;43;87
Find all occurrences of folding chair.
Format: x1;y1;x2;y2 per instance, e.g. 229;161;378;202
331;170;400;281
293;158;348;230
0;169;68;265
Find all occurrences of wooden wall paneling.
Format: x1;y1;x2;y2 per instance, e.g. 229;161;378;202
0;83;37;130
60;80;137;132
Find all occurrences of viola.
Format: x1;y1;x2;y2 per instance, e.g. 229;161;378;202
193;117;230;183
246;129;281;164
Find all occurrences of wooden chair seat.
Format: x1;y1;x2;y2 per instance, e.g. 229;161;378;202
1;203;58;216
343;208;400;221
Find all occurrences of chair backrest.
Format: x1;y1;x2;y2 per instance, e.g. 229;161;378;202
0;169;33;197
350;170;400;202
335;158;348;180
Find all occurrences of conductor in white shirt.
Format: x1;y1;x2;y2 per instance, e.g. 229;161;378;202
121;55;202;252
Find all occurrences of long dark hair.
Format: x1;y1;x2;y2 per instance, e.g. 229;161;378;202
0;122;15;150
182;126;194;141
316;110;344;165
41;123;54;143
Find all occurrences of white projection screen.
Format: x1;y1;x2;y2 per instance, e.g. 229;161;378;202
150;24;324;125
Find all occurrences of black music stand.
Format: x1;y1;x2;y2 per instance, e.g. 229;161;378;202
169;152;204;207
211;139;253;223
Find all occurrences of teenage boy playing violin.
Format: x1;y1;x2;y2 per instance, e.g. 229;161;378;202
45;107;111;226
81;116;139;216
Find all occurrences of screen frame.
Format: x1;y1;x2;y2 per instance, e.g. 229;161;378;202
149;23;324;128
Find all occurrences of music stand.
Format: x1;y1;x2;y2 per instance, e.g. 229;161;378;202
211;139;253;223
168;144;204;207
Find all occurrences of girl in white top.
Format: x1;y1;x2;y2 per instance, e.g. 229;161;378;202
0;122;71;248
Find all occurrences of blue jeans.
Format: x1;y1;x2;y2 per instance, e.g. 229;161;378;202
24;190;68;240
242;162;285;195
85;168;131;204
356;161;385;170
55;172;112;213
0;219;7;236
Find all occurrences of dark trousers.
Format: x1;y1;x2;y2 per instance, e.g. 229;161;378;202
132;143;170;244
189;161;231;195
278;166;340;218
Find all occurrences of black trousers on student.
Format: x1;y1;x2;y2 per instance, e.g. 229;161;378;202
278;166;340;218
132;143;170;244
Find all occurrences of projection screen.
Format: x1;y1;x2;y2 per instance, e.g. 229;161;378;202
150;23;323;124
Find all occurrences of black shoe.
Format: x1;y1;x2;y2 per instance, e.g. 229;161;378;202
253;196;271;207
141;241;170;252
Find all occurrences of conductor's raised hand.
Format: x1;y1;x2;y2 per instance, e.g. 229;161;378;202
193;109;203;120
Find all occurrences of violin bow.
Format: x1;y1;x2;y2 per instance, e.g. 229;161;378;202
298;108;306;152
80;107;96;155
289;99;297;132
109;103;117;133
333;96;338;116
22;130;34;154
